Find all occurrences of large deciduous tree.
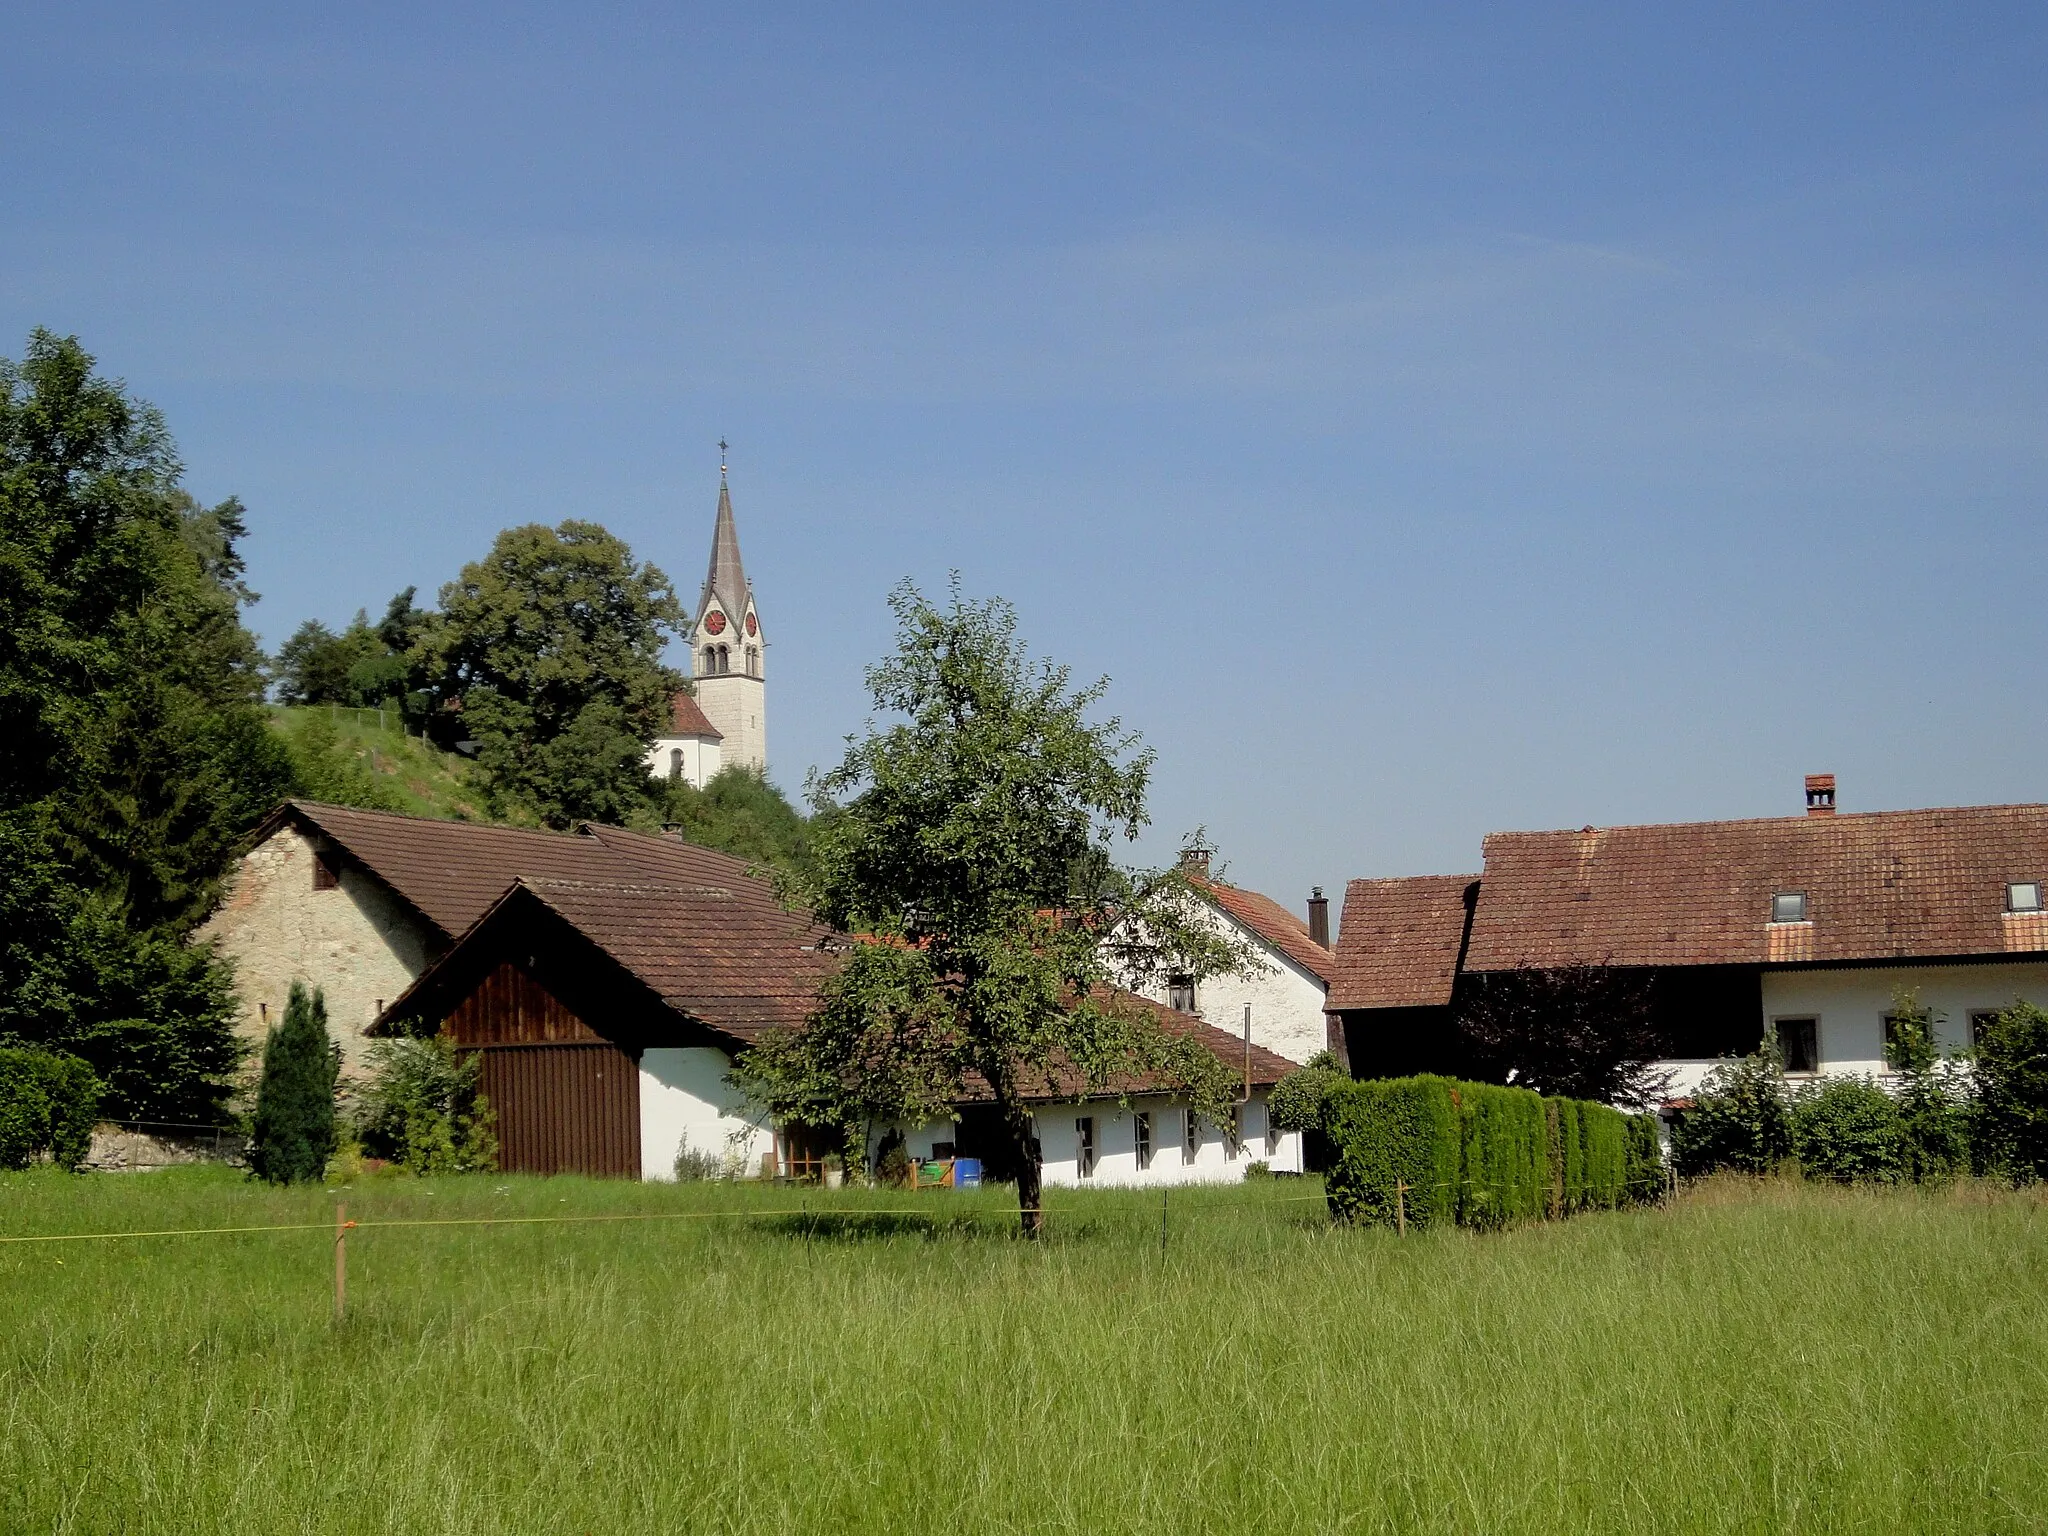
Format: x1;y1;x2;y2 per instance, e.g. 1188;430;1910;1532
0;330;291;1120
737;580;1251;1236
411;521;686;828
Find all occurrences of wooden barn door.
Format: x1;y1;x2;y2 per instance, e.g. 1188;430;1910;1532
447;963;642;1178
476;1043;641;1178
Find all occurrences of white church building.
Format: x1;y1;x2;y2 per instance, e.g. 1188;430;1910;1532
645;465;767;788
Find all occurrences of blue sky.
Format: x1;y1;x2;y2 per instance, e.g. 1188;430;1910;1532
5;4;2046;913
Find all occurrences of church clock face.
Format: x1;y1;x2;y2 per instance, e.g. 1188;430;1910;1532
745;612;758;636
702;610;727;635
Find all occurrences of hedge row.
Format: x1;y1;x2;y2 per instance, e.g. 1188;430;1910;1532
0;1047;103;1172
1322;1075;1663;1230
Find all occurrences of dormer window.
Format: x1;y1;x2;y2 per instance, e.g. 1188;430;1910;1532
2008;882;2043;914
1167;975;1196;1013
1770;891;1808;924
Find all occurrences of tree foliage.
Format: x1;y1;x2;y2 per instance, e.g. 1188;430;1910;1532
737;580;1251;1234
353;1034;496;1174
409;521;686;828
1453;963;1673;1110
271;588;420;707
1973;1000;2048;1183
0;1046;101;1171
654;765;816;876
0;330;286;1119
249;982;338;1184
1669;1032;1794;1178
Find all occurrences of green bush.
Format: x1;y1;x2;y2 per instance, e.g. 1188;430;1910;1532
1670;1047;1793;1177
1973;1001;2048;1183
0;1046;102;1171
1268;1051;1349;1174
354;1034;497;1175
249;982;338;1185
1322;1076;1461;1229
1790;1077;1904;1184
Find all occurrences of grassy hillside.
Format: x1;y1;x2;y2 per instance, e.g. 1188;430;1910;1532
268;704;489;821
2;1172;2043;1533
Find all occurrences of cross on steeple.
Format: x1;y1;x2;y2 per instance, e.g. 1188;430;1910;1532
719;438;728;480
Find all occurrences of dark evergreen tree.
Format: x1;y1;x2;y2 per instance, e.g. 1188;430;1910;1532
248;982;338;1184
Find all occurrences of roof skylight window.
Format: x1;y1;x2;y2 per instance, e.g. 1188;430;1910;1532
1770;891;1808;924
2008;882;2043;914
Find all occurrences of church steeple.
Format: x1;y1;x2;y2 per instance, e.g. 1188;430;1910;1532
690;451;766;774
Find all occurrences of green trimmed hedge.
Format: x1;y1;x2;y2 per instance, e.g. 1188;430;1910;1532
1323;1075;1663;1230
0;1047;102;1171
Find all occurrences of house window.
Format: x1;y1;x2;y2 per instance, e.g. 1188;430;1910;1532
1134;1111;1152;1171
1227;1105;1243;1159
2008;882;2043;913
313;850;341;891
668;747;684;779
1264;1104;1280;1158
1776;1017;1819;1074
1167;975;1196;1013
1770;891;1808;924
746;646;759;674
1970;1009;2002;1047
1076;1116;1095;1179
1183;1108;1200;1162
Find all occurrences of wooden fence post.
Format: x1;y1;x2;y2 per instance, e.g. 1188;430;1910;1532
333;1202;348;1322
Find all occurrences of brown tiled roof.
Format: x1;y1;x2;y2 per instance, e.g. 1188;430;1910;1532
264;801;769;942
1187;874;1334;985
1464;804;2048;972
661;691;723;739
966;987;1300;1102
1327;874;1479;1011
514;878;838;1037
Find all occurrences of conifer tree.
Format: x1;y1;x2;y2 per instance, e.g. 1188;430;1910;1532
249;982;338;1183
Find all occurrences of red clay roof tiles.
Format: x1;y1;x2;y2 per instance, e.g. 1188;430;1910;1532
1187;874;1334;985
1327;874;1479;1011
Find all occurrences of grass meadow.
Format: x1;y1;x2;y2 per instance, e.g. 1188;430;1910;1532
2;1170;2043;1534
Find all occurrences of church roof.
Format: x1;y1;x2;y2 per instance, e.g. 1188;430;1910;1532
662;690;723;740
699;479;752;627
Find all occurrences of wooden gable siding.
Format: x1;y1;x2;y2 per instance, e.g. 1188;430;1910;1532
477;1043;640;1178
447;962;605;1047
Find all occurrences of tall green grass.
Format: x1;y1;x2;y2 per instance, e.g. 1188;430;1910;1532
2;1170;2043;1533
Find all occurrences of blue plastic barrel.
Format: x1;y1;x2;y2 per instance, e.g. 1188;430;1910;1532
954;1158;982;1189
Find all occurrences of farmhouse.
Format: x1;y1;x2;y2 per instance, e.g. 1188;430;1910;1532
1121;849;1338;1067
204;801;1301;1182
1330;776;2048;1110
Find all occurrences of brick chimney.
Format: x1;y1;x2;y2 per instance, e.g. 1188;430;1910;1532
1179;846;1211;878
1805;773;1836;817
1306;887;1330;948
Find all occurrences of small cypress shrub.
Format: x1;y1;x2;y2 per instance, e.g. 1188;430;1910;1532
1268;1051;1349;1173
1456;1082;1548;1228
0;1047;103;1171
1622;1112;1665;1203
1321;1076;1460;1229
1579;1100;1630;1209
1790;1077;1904;1184
249;982;339;1184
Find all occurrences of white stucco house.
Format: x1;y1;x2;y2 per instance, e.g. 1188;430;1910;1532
1327;775;2048;1120
1119;851;1338;1068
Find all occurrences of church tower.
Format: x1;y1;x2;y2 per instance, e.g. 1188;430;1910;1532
691;462;766;774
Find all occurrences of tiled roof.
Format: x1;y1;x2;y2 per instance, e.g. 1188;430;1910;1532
661;691;723;739
1327;874;1479;1011
1187;874;1334;985
1464;804;2048;972
966;987;1301;1103
268;801;768;941
514;878;839;1037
